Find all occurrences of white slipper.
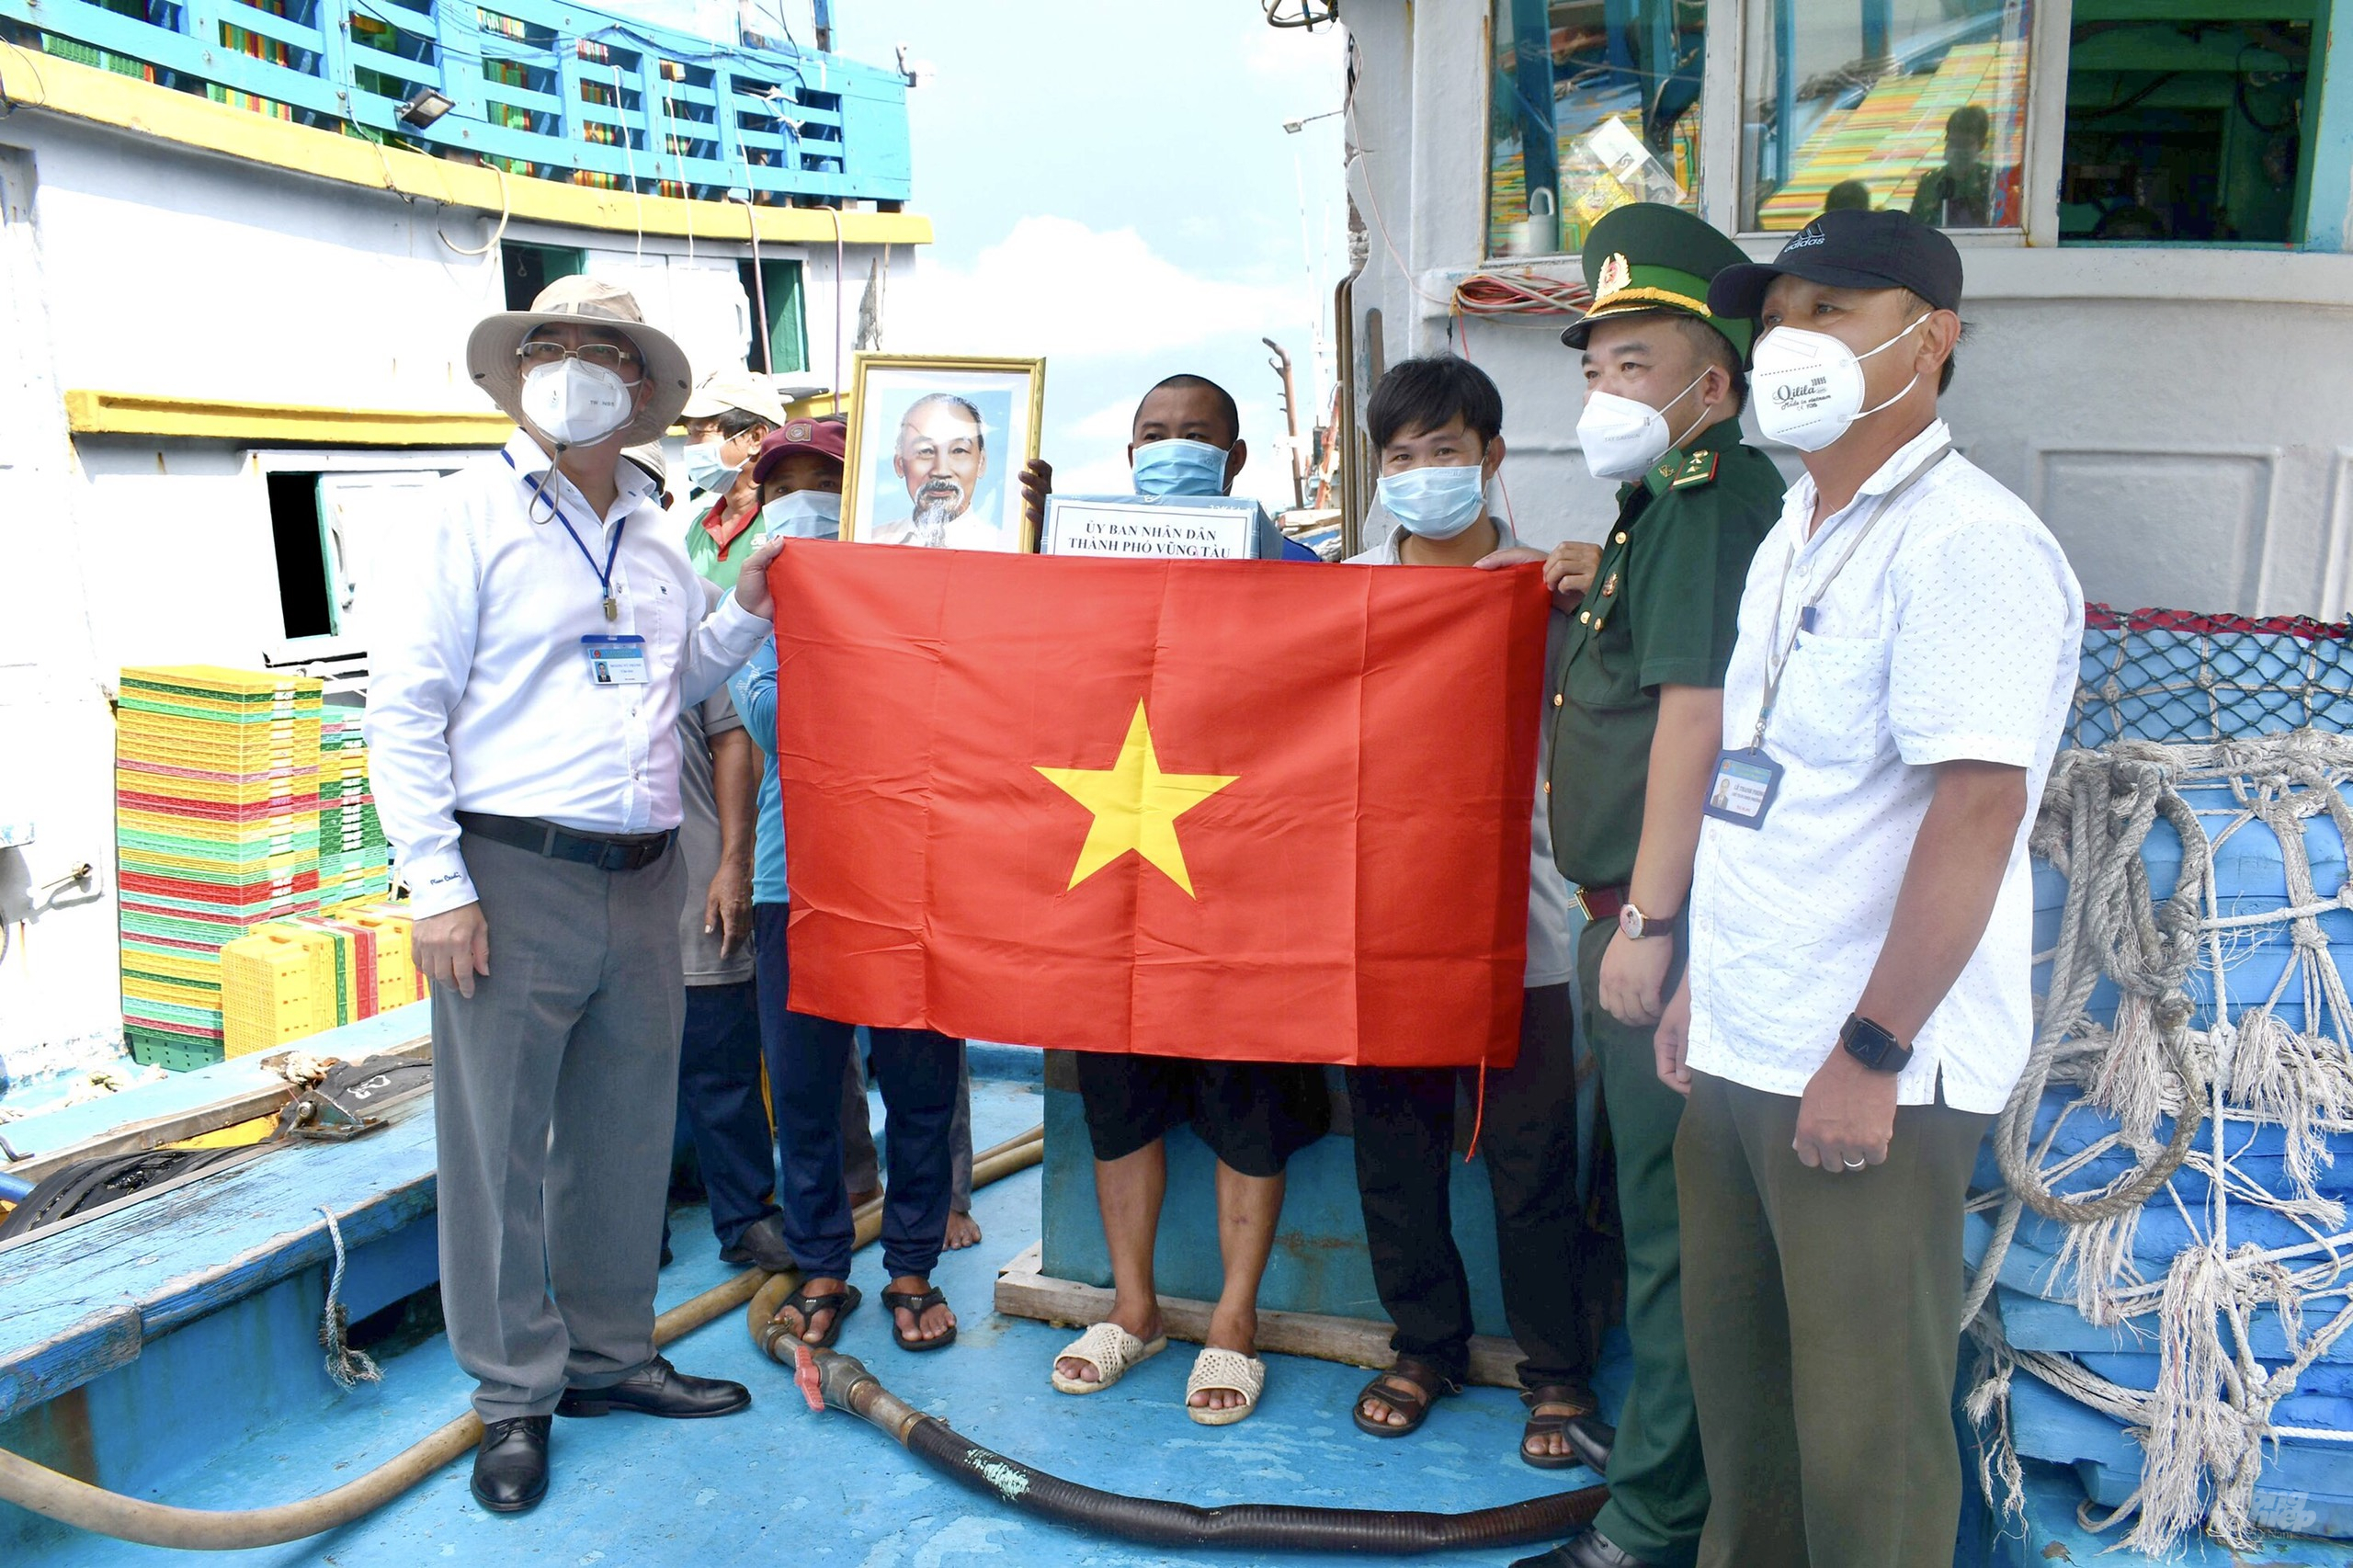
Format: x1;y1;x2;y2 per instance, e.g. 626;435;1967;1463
1184;1346;1267;1426
1050;1321;1167;1394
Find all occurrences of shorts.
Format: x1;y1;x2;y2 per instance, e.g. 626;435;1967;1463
1073;1052;1332;1178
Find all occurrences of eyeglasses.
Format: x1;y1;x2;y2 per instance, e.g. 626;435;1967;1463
517;339;644;378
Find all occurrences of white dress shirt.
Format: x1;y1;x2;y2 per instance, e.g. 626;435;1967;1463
1347;518;1576;990
367;431;771;919
1684;419;2084;1113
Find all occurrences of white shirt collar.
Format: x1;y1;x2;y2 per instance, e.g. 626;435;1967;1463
1786;417;1952;551
501;429;657;524
1379;511;1518;562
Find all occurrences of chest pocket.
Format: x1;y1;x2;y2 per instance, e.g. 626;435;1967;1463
632;575;684;676
1769;631;1890;767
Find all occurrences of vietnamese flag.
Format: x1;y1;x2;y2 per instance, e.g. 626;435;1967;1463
767;543;1547;1069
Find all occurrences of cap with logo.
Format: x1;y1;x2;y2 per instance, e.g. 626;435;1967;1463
1707;208;1964;322
1561;201;1756;358
751;416;848;483
680;368;791;428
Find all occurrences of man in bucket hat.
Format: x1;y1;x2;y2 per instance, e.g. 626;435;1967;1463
368;276;786;1515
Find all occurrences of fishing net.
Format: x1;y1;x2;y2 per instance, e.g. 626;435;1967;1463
2069;607;2353;751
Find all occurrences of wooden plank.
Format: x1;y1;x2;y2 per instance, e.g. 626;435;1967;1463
0;1091;440;1426
1;1032;431;1185
993;1244;1529;1390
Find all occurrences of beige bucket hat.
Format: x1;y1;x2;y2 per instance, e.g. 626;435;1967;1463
466;275;693;447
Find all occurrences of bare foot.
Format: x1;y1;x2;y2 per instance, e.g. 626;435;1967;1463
1055;1303;1161;1385
1189;1302;1257;1413
781;1276;847;1346
1524;1398;1586;1460
1358;1375;1420;1428
944;1210;982;1250
888;1274;956;1345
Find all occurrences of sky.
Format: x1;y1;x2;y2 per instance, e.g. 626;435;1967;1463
824;3;1352;511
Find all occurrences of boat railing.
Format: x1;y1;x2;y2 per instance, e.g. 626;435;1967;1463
0;0;912;206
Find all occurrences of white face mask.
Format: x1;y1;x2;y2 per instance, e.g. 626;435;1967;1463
760;490;842;540
1750;317;1924;452
520;359;635;449
1576;371;1709;483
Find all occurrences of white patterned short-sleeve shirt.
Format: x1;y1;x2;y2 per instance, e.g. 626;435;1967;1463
1684;419;2084;1113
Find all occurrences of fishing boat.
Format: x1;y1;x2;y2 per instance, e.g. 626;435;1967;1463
3;0;2350;1563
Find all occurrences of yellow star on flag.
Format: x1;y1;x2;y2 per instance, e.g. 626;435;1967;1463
1036;702;1239;898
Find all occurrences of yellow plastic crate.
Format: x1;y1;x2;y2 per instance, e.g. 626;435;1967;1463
331;908;418;1008
220;925;337;1057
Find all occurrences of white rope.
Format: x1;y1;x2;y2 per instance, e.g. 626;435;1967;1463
316;1206;383;1391
1964;730;2353;1553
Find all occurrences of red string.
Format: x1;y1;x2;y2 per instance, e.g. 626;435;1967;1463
1464;1058;1488;1163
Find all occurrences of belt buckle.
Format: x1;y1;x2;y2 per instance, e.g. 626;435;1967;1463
1574;887;1599;923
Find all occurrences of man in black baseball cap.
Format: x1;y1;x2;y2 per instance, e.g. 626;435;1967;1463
1661;203;2086;1568
1708;206;1963;320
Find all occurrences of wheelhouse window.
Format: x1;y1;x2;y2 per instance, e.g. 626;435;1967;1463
2059;6;2321;244
1486;0;1706;258
1740;0;2034;233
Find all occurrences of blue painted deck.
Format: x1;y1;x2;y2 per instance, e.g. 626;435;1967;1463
5;1074;1620;1568
7;1052;2353;1564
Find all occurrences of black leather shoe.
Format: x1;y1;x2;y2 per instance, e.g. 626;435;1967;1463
555;1356;751;1419
471;1415;550;1514
1563;1412;1615;1472
718;1214;796;1272
1509;1528;1654;1568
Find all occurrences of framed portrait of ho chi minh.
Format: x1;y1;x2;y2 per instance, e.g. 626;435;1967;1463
838;354;1047;552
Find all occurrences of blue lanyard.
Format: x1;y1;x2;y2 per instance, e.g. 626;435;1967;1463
506;450;626;620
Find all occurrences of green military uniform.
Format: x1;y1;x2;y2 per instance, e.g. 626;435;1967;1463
1546;204;1785;1568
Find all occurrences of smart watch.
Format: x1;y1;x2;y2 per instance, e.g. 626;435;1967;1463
1619;902;1679;941
1839;1013;1912;1074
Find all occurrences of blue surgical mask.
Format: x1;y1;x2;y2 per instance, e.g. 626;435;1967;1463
1131;438;1232;497
760;490;841;540
1376;464;1487;540
685;438;740;495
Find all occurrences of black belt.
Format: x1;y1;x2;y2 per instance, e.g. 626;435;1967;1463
456;812;676;872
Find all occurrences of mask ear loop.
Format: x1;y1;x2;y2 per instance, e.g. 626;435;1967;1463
1845;315;1930;426
1657;369;1714;453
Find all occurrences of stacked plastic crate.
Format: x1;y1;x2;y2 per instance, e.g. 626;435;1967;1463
218;903;426;1058
115;666;324;1071
317;710;390;905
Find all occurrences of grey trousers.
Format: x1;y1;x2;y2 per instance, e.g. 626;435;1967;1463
841;1040;974;1213
432;828;686;1421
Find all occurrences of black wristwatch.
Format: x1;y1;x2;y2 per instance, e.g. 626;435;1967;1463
1839;1013;1912;1074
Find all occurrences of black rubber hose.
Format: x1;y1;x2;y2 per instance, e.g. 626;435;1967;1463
797;1346;1607;1555
904;1414;1604;1552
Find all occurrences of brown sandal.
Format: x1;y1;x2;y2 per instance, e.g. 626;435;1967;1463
1352;1354;1460;1437
1520;1383;1614;1471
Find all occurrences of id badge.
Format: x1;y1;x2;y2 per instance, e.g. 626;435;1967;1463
1703;747;1782;830
582;634;649;687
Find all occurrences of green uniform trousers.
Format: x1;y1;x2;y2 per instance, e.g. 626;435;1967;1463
1579;916;1707;1567
1675;1069;1993;1568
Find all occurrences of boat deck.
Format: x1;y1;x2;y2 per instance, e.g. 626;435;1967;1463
7;1065;2353;1565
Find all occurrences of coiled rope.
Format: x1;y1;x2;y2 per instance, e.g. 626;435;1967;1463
1965;730;2353;1553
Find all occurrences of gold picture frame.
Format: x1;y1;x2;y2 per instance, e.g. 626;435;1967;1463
838;353;1048;552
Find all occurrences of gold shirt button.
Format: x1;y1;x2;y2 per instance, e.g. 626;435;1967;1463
1553;693;1563;707
1615;532;1628;544
1543;780;1552;793
1578;610;1591;623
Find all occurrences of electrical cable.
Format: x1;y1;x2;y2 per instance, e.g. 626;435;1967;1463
434;160;509;257
0;1127;1043;1549
824;201;845;399
1451;269;1593;320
